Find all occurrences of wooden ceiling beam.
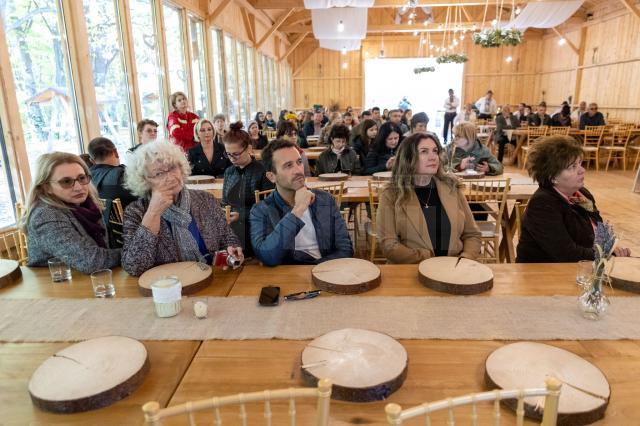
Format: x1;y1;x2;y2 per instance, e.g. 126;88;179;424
283;9;311;26
255;8;297;48
619;0;640;20
293;42;319;77
280;31;310;61
207;0;232;22
241;7;256;43
251;0;568;9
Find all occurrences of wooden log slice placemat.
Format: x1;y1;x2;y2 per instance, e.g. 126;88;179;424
186;175;216;185
138;261;212;296
455;170;486;179
301;328;407;402
318;172;349;182
485;342;610;426
418;257;493;295
311;258;381;294
0;259;21;288
28;336;149;413
373;171;392;181
607;257;640;293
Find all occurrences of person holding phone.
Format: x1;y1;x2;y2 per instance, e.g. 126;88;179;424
316;125;361;175
249;139;353;266
364;122;402;174
448;122;503;175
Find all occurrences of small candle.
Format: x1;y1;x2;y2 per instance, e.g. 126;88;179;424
194;301;208;319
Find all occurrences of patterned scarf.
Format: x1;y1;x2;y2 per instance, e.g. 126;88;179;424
70;198;107;248
568;191;595;213
160;190;206;263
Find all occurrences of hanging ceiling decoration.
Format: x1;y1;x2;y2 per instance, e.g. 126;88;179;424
304;0;373;8
319;38;362;51
311;7;368;39
472;0;523;48
508;0;584;30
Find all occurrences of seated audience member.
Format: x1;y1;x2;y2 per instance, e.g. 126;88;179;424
364;122;402;174
372;107;383;125
350;110;372;143
249;139;353;266
254;112;266;129
528;102;552;126
129;119;158;157
495;104;520;162
388;109;408;134
88;137;137;208
552;105;572;127
514;103;527;122
572;101;587;124
222;122;274;257
551;101;570;116
79;153;94;168
521;105;532;123
187;118;230;177
376;133;481;263
212;114;226;145
264;111;276;129
23;152;121;273
401;109;413;133
248;120;269;149
343;112;355;131
302;108;326;140
166;92;199;151
276;120;311;176
122;141;242;276
579;103;606;129
517;136;631;263
454;103;477;125
316;125;360;175
409;112;429;135
351;119;378;170
319;111;344;145
448;122;503;175
381;108;389;122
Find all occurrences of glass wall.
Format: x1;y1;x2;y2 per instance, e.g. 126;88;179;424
1;0;82;174
188;15;208;118
223;33;237;122
246;46;256;120
83;0;134;154
260;54;270;113
269;58;277;113
0;120;17;228
130;0;165;137
162;3;187;95
209;28;225;115
235;40;248;125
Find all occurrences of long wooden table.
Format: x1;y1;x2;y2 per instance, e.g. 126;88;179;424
2;264;639;425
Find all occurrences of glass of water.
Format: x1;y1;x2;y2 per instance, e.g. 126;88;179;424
48;257;72;282
90;269;115;298
576;260;594;290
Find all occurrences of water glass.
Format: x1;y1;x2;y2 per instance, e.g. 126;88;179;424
576;260;594;289
48;258;71;282
91;269;115;298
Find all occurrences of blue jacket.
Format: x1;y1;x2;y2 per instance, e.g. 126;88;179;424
249;189;353;266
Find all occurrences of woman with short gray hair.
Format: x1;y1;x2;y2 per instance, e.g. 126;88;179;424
122;141;242;276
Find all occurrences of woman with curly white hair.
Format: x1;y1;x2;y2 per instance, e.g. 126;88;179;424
122;141;243;276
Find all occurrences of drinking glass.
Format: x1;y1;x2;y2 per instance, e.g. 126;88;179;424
90;269;115;298
48;258;71;282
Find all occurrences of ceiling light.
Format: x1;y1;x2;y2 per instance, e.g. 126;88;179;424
337;20;344;32
413;31;419;36
341;47;347;55
491;19;498;26
505;56;513;62
342;62;348;69
408;19;413;25
423;20;429;26
472;24;477;30
460;34;465;40
453;39;459;46
401;6;407;12
558;38;566;46
429;43;434;49
409;12;415;19
421;39;427;44
515;7;521;15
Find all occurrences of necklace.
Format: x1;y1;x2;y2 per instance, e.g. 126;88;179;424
419;182;434;209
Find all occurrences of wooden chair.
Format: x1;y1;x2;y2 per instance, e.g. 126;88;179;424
222;205;232;224
100;198;124;247
254;188;275;204
514;201;528;241
312;182;345;206
264;129;277;141
142;379;332;426
600;128;632;171
465;179;511;264
547;127;570;136
582;126;605;171
366;179;387;263
521;127;548;169
385;377;561;425
0;229;28;265
627;130;640;171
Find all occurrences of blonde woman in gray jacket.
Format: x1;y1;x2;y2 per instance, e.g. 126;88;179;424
23;152;121;274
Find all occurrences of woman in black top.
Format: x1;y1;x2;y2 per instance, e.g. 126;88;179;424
187;119;230;177
248;120;268;149
254;112;266;129
364;122;402;174
316;125;360;175
351;119;378;170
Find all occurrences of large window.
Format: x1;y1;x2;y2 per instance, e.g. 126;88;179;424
1;0;82;174
83;0;134;154
209;28;225;114
188;15;207;117
236;40;248;125
0;120;17;228
130;0;165;137
163;4;187;95
246;46;256;119
260;54;270;113
223;34;237;122
269;58;277;112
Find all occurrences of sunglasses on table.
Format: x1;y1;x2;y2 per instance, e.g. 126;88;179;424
49;174;91;189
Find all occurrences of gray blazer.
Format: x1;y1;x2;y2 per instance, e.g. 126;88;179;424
26;203;121;274
495;112;520;141
122;189;240;276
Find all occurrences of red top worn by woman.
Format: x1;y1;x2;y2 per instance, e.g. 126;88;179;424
167;110;200;151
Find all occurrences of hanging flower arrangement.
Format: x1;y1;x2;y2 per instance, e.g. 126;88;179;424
436;53;468;64
413;66;436;74
472;27;523;48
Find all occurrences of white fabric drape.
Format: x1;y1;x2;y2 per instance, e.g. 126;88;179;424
311;7;368;39
319;38;361;51
508;0;584;30
304;0;373;9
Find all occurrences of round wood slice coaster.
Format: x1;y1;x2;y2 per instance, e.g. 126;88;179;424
373;171;392;181
485;342;610;426
0;259;22;288
28;336;149;413
454;170;486;179
301;328;407;402
418;257;493;295
187;175;216;185
311;258;381;294
138;261;212;296
607;257;640;293
318;172;349;182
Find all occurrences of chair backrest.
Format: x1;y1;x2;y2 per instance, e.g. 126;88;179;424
547;127;570;136
385;377;561;425
222;205;231;224
312;182;345;206
254;188;276;204
142;379;332;426
526;126;548;145
264;129;277;141
101;198;124;247
465;179;511;234
367;179;387;226
514;201;528;240
608;128;632;148
0;229;28;264
583;126;605;147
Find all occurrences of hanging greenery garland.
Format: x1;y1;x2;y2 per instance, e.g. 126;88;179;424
436;53;468;64
472;27;523;48
413;66;436;74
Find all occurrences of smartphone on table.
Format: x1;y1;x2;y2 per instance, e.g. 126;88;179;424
258;286;280;306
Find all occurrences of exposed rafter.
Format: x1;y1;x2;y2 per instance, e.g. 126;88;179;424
551;27;579;55
207;0;232;23
256;8;297;48
280;31;309;61
241;8;256;43
293;41;319;77
619;0;640;20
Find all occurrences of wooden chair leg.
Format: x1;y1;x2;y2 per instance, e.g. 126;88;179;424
369;234;377;263
595;151;600;171
634;151;640;171
606;151;613;171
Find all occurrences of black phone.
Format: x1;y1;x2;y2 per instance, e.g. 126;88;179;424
476;157;490;165
258;286;280;306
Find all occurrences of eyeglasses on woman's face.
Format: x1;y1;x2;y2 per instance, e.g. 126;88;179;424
147;164;180;180
50;174;91;189
224;145;248;159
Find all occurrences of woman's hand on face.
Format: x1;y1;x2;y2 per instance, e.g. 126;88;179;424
460;156;475;170
386;156;396;170
148;184;174;215
475;162;490;173
613;247;632;257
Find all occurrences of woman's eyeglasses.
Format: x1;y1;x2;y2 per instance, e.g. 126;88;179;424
147;164;179;180
223;146;248;159
50;174;91;189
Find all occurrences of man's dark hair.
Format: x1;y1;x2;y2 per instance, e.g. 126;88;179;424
136;119;158;134
261;139;297;173
329;124;350;142
88;137;116;162
389;109;401;116
371;106;380;112
361;110;372;118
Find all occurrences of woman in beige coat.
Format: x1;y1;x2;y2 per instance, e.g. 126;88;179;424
376;132;481;263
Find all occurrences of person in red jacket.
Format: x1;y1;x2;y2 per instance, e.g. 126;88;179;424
166;91;199;151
